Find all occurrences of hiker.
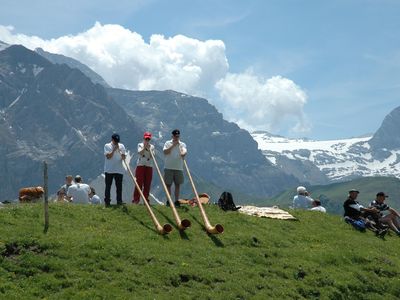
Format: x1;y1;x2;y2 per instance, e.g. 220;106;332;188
56;175;74;202
369;192;400;236
66;175;91;204
104;133;126;207
343;189;387;236
292;186;313;209
89;187;102;205
163;129;187;207
132;132;154;204
310;199;326;213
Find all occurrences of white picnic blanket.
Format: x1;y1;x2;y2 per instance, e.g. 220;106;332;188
239;205;296;220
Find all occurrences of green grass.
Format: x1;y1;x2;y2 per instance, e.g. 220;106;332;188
1;204;400;299
261;176;400;214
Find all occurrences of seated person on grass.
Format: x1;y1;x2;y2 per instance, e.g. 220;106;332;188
369;192;400;237
310;199;326;213
293;186;313;209
343;189;387;237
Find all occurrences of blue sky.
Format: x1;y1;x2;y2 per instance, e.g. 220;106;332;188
1;0;399;139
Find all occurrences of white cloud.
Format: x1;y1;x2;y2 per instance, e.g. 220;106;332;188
0;23;310;135
0;22;229;94
215;72;311;134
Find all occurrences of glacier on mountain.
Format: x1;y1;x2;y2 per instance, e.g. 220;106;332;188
252;132;400;182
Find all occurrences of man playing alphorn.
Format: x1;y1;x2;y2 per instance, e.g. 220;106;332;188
163;129;187;207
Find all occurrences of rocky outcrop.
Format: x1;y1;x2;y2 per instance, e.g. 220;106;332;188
0;45;141;199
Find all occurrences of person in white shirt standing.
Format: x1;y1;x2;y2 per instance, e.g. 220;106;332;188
66;175;90;204
132;132;155;204
104;133;126;207
163;129;187;207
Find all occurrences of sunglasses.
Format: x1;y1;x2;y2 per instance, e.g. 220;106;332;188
145;138;151;141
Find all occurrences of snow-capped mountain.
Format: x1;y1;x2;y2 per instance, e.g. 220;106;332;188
252;130;400;183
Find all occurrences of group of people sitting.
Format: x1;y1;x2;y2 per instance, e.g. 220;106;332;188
56;175;101;205
292;185;400;237
292;186;326;212
344;189;400;237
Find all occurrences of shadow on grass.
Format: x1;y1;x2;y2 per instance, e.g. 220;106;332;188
153;207;190;240
188;212;224;248
107;204;161;235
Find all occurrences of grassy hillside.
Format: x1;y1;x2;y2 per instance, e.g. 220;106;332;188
1;203;400;299
260;176;400;214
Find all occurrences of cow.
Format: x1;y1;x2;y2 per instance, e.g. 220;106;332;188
18;186;45;202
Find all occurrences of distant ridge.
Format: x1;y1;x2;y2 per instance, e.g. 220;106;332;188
35;47;110;88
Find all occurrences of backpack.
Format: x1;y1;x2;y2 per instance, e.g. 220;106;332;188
344;216;366;232
218;192;240;211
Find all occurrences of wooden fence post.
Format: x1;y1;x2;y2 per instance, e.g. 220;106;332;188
43;161;49;233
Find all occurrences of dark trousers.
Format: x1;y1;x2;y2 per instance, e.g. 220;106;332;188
362;211;384;229
104;172;123;204
133;166;153;203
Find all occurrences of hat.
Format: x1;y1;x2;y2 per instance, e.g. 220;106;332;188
297;186;307;194
171;129;180;136
143;132;152;139
376;192;388;198
111;133;120;143
349;189;360;194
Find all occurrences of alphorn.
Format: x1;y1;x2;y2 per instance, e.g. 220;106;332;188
183;159;224;234
122;157;172;235
149;149;191;230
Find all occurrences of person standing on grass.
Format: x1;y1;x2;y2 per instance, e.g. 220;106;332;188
369;192;400;236
104;133;126;207
132;132;155;204
163;129;187;207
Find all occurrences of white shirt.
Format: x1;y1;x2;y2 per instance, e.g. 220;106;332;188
163;140;187;170
349;203;364;211
293;195;313;209
90;195;102;205
104;142;126;174
137;143;154;167
310;206;326;213
67;183;90;204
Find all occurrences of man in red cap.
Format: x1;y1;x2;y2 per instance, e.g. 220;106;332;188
132;132;154;204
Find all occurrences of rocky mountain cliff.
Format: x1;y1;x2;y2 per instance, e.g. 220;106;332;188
0;45;141;200
35;48;110;88
369;106;400;152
